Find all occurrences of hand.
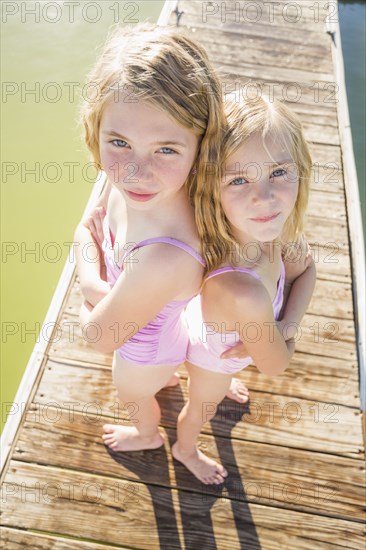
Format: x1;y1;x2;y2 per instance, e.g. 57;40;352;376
84;206;106;250
282;236;312;285
84;206;108;282
220;341;249;360
220;321;297;361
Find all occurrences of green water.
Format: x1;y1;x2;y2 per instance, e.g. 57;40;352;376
1;1;365;433
1;1;164;432
339;0;366;241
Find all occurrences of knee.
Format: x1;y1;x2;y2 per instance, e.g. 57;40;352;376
112;366;141;400
116;385;151;403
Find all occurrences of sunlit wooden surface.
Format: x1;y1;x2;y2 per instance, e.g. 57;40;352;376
1;1;364;548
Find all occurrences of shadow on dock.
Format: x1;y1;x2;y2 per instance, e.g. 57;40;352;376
103;386;260;549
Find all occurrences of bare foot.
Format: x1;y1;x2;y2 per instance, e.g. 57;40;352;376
172;442;228;485
164;372;181;388
226;378;249;404
102;424;164;452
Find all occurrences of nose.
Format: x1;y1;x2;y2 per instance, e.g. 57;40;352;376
252;179;274;204
136;160;153;182
123;157;154;186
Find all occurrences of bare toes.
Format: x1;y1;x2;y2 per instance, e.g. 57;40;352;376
103;424;114;433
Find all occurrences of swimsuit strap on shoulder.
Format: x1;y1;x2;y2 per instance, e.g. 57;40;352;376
205;266;262;283
121;237;205;266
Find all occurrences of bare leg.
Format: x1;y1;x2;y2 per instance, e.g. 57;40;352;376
165;370;249;401
172;362;232;485
102;356;177;452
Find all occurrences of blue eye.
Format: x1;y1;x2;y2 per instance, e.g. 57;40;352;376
111;139;129;148
272;168;286;177
159;147;176;154
229;177;248;186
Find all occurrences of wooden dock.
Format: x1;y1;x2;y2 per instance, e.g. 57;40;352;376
1;1;365;548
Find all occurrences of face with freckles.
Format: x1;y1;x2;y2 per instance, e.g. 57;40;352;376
99;98;199;209
221;132;299;244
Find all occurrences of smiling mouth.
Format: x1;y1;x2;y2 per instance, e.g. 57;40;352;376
125;190;158;202
250;212;280;223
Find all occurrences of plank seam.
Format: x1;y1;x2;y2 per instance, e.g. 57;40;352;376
0;526;137;550
5;459;365;525
16;404;365;459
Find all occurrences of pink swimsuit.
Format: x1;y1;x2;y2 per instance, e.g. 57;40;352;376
102;216;205;366
186;261;285;374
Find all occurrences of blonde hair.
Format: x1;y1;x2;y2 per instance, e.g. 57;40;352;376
79;23;224;200
194;93;312;272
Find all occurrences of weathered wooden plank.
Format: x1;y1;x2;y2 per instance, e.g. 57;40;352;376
309;143;342;166
305;218;348;252
239;354;359;407
310;280;353;319
186;19;330;47
187;29;332;74
1;461;364;549
186;18;332;55
220;70;338;110
63;275;81;317
297;312;355;360
1;2;363;548
310;246;351;283
0;527;127;550
32;361;364;457
308;189;346;220
45;340;360;408
13;407;366;521
310;164;343;193
177;0;335;33
48;312;112;366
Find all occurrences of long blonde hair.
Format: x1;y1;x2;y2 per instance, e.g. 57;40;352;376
79;23;224;201
194;93;312;272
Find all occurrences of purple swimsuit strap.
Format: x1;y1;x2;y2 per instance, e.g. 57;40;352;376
206;266;262;283
121;237;206;267
206;259;285;299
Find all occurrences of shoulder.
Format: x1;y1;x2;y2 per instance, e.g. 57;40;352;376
123;240;204;291
136;241;202;269
204;270;271;323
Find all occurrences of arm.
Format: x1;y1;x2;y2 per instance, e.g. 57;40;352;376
79;245;202;354
278;236;317;339
230;284;294;377
221;236;316;359
74;181;112;306
206;276;295;377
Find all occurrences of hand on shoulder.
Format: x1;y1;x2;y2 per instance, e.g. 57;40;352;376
282;234;314;285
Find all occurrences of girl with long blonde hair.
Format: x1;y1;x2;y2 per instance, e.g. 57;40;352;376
173;93;317;484
75;23;226;452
